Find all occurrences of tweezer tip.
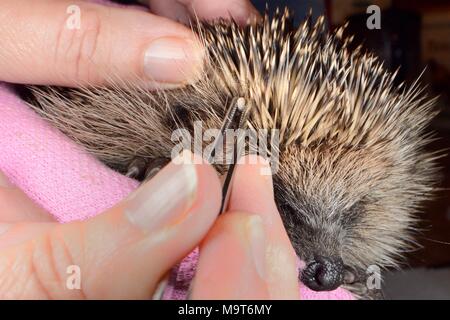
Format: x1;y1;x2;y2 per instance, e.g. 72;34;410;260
236;97;246;111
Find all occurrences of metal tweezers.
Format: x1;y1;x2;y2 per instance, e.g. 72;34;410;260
152;97;248;300
207;97;248;214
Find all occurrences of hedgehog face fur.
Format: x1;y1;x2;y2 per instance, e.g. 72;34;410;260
26;9;438;298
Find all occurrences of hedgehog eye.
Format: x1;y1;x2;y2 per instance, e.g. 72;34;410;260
343;268;356;284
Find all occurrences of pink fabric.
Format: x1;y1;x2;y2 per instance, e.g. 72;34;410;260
0;82;353;300
0;83;139;222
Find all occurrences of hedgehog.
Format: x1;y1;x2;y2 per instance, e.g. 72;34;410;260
23;8;439;299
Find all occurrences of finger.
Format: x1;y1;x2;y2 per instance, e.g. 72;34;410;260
78;153;221;299
227;156;300;299
147;0;191;25
95;0;150;12
147;0;260;25
190;213;270;299
0;152;221;299
0;170;54;222
177;0;260;24
0;0;203;87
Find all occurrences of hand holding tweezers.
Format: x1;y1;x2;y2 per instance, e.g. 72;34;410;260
152;97;248;300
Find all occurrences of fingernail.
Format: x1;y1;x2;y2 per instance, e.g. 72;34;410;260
125;158;197;231
266;244;300;299
246;215;267;280
230;3;261;25
0;171;13;188
144;37;203;84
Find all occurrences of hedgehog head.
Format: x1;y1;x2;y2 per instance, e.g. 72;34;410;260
196;9;438;294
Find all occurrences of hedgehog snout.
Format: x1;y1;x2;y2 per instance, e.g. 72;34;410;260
300;256;345;291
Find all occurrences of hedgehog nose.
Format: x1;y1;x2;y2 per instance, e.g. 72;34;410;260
301;256;345;291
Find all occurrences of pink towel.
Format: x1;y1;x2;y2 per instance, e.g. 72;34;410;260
0;83;354;300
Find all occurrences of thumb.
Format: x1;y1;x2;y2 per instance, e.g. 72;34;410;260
0;152;221;299
0;0;204;87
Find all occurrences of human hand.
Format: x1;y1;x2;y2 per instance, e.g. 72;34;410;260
191;155;300;299
0;152;299;299
0;0;259;88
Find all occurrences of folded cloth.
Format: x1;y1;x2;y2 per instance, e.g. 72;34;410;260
0;82;354;300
